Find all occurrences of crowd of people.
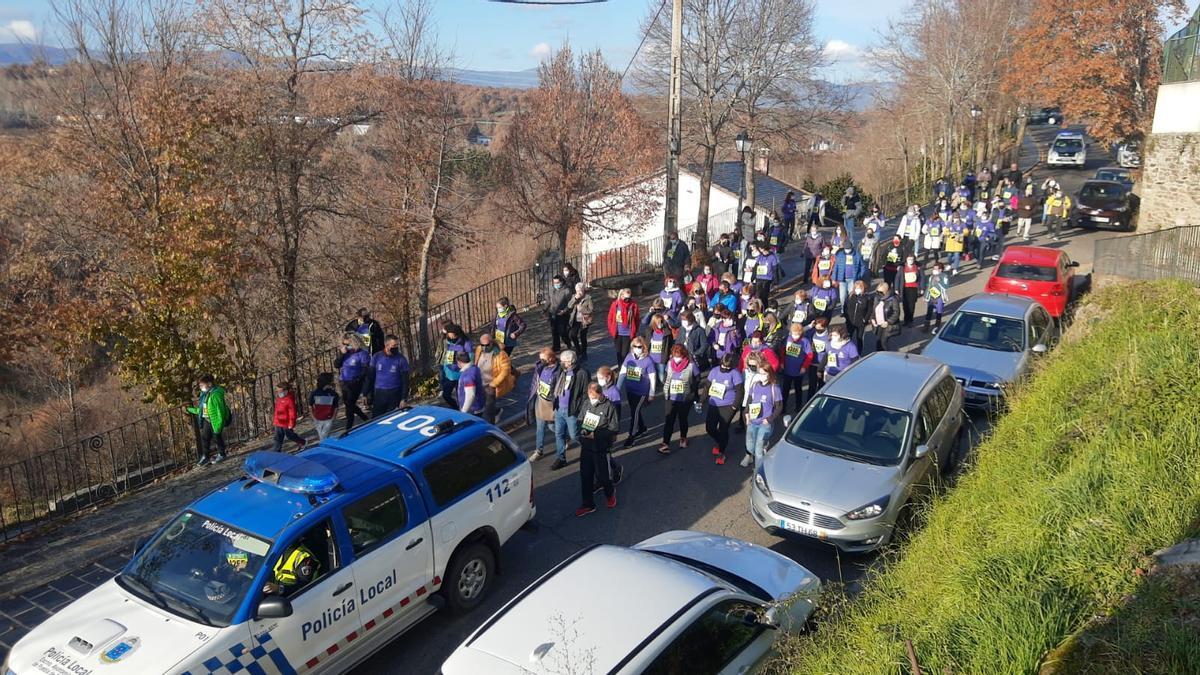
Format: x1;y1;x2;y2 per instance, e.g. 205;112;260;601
189;162;1061;516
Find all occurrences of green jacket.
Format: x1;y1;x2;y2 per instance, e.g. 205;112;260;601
187;386;230;435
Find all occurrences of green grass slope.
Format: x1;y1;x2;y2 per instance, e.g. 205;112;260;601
776;281;1200;674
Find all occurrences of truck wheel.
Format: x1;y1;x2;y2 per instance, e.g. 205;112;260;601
444;543;495;614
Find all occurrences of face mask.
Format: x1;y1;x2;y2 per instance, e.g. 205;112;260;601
935;270;944;277
810;231;819;238
720;364;731;372
200;385;210;393
854;288;863;295
589;396;602;406
554;283;562;289
867;231;875;239
722;318;733;327
621;294;631;301
751;341;761;349
822;281;831;289
831;338;845;349
907;259;916;266
681;322;692;329
276;391;286;398
386;346;397;354
496;306;504;313
633;348;644;356
822;249;831;257
672;356;683;364
790;331;802;340
756;373;769;383
598;377;609;387
704;268;712;275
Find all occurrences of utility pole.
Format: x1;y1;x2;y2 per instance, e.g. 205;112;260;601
664;0;683;239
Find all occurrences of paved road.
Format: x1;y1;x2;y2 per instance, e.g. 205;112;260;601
354;122;1124;674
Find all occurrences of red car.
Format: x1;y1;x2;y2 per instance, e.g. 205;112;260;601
984;246;1080;318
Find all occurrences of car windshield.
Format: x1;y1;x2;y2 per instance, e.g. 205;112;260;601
997;263;1058;282
1095;170;1129;182
785;395;911;466
1053;139;1082;151
118;511;272;627
936;311;1026;353
1080;183;1127;199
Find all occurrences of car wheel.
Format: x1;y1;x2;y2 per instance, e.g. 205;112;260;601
945;424;967;474
444;543;495;614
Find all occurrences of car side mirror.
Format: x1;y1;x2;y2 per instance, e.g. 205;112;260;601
255;595;293;619
783;414;794;427
1068;261;1080;268
913;444;931;460
133;536;150;556
758;606;781;631
1032;343;1048;354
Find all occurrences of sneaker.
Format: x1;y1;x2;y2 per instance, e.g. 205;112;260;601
530;450;545;461
715;453;726;465
295;439;307;451
575;506;596;518
606;490;617;509
712;446;721;456
196;456;210;467
551;458;567;471
211;453;226;464
679;437;689;449
739;454;753;467
952;269;959;276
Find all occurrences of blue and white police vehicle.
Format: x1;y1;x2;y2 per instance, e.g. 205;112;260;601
3;406;536;675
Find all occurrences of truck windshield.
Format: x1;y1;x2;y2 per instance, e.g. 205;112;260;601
118;511;272;627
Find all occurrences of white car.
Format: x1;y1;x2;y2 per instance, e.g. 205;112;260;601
441;531;820;675
3;407;535;675
1116;141;1141;168
1047;132;1086;168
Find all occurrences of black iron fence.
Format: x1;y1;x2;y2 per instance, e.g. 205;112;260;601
1094;225;1200;284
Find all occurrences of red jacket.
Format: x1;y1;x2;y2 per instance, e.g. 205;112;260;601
740;344;781;372
607;299;640;337
273;392;298;429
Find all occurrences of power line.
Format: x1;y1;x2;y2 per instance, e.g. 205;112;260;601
621;0;668;82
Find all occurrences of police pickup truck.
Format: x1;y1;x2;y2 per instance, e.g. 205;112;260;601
3;406;536;675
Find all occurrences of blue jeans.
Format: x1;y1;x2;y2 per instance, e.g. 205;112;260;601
947;251;962;273
554;409;579;461
837;281;851;309
535;417;551;452
844;216;858;245
746;421;773;462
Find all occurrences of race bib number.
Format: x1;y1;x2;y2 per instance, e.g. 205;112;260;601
818;260;832;273
626;366;642;382
785;342;802;357
756;264;769;277
930;287;942;299
770;236;779;245
708;381;727;399
905;272;917;284
813;298;828;311
792;310;807;325
748;403;763;420
929;227;940;237
827;352;838;368
662;296;674;309
443;350;455;365
615;311;623;324
581;411;601;432
975;228;985;237
537;380;552;400
887;250;899;263
650;339;665;354
814;340;827;353
494;329;505;343
717;331;727;346
669;379;685;395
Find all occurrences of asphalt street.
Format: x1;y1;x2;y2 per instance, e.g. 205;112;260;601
354;122;1127;674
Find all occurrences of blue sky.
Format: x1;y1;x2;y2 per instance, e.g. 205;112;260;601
1;0;901;80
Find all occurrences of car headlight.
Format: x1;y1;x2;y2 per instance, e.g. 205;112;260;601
753;468;772;499
845;496;890;521
978;381;1005;391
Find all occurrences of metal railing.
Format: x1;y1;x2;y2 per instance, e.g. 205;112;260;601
1094;225;1200;283
0;205;740;542
1165;7;1200;84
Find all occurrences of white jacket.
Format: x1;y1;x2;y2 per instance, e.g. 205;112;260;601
897;213;922;241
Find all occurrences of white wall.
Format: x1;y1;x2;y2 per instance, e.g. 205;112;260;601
1152;81;1200;134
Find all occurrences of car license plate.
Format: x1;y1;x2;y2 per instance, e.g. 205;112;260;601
780;519;823;539
1093;216;1109;222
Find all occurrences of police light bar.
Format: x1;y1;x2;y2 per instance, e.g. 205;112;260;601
243;451;340;495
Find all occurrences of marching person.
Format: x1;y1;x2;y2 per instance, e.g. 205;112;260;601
368;334;409;418
189;374;230;466
923;262;951;333
708;279;739;315
546;274;573;353
788;288;815;329
677;310;712;372
344;308;385;355
741;358;783;467
782;191;798;239
308;372;339;441
897;204;923;257
642;312;674;387
575;383;621;517
438;324;473;408
567;282;594;361
529;348;559;462
659;276;685;321
753;241;780;301
659;345;700;455
494;297;527;355
693;264;720;299
551;350;589;471
455;352;486;418
841;186;862;245
944;212;967;276
473;332;514;424
922;211;945;265
560;263;582;292
710;234;734;277
616;337;657;447
810;276;839;322
781;321;813;413
972;206;999;266
897;254;923;328
806;317;831;400
871;282;902;352
739;330;782;372
704;353;744;466
832;239;862;309
664;231;692;280
335;333;371;432
1016;183;1038;241
710;306;743;365
822;326;860;381
843;279;873;352
874;235;911;285
597;365;621;407
803;223;825;282
1045;186;1072;242
607;287;640;364
271;381;306;453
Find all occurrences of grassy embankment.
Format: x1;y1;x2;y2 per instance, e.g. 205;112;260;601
775;281;1200;674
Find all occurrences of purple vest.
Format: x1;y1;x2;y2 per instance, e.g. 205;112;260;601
782;336;812;377
747;381;782;425
706;367;743;408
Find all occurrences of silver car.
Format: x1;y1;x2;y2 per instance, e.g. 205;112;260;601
920;294;1057;409
751;353;963;553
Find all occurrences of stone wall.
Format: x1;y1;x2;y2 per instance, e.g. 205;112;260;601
1138;132;1200;231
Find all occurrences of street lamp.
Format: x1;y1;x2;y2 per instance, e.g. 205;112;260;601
735;130;752;216
969;104;983;172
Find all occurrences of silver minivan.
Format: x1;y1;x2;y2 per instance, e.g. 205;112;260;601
750;352;963;553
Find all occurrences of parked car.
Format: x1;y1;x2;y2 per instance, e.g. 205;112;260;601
1073;180;1140;231
921;294;1058;409
751;352;963;553
3;406;537;675
984;246;1081;319
441;531;820;675
1116;140;1142;168
1027;106;1063;126
1047;131;1086;168
1093;166;1134;190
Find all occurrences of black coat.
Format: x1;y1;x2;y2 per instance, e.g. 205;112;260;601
678;324;712;368
344;318;386;354
552;364;591;417
871;293;901;337
843;292;873;329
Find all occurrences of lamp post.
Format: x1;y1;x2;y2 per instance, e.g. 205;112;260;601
969;104;983;172
735;130;752;216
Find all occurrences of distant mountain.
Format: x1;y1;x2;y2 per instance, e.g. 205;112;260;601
831;80;891;112
0;43;74;66
447;67;540;90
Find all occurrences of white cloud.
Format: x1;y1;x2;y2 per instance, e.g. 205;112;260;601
529;42;552;60
1;19;37;42
823;39;859;58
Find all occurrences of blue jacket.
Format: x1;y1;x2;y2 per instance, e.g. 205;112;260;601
336;348;370;383
832;249;861;283
370;351;410;397
709;291;738;314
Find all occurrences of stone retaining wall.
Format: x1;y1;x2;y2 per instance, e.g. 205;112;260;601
1138;132;1200;230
